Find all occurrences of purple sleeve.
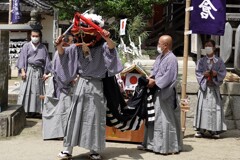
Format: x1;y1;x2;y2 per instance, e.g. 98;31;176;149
151;61;157;76
16;43;28;71
195;58;207;91
66;45;79;79
150;55;161;77
51;45;79;86
44;52;51;74
155;58;178;89
212;58;226;86
103;43;123;76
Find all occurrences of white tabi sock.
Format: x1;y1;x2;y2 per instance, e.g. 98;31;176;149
63;146;73;155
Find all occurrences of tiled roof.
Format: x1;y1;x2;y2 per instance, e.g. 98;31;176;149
121;64;148;76
0;0;56;14
22;0;53;11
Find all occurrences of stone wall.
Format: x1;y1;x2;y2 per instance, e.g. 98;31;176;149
178;81;240;130
0;30;9;112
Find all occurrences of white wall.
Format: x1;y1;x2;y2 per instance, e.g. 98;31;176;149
41;14;55;56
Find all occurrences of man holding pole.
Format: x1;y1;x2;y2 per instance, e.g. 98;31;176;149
56;12;123;160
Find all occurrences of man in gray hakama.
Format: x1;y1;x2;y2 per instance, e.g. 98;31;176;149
42;44;79;140
194;39;227;138
56;22;123;159
138;35;182;155
16;30;51;116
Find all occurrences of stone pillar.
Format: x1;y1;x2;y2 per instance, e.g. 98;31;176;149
28;9;43;30
0;30;26;137
0;30;9;112
0;9;44;137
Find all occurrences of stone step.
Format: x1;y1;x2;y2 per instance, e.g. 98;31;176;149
0;105;26;137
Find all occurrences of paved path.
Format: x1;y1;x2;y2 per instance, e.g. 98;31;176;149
0;118;240;160
5;78;240;160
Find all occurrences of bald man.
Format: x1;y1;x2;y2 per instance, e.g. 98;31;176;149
138;35;182;155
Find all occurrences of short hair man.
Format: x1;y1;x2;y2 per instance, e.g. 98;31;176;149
16;29;51;117
138;35;183;155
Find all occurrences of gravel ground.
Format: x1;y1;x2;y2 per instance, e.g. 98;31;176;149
0;118;240;160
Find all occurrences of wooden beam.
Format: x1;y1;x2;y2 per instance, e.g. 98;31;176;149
0;24;32;30
8;0;12;24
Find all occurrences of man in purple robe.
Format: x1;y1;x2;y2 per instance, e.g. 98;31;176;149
16;29;51;117
56;13;123;160
137;35;182;155
42;36;79;140
194;39;227;138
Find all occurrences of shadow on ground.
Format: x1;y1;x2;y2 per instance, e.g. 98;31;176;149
184;130;240;139
71;143;193;160
72;148;144;160
16;118;40;136
25;119;38;128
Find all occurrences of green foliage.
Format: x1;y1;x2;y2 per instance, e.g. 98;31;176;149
48;0;167;43
142;49;157;58
127;14;149;45
47;0;168;59
115;14;151;64
108;14;149;44
48;0;167;20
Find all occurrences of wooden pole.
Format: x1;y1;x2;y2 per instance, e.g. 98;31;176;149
181;0;191;135
8;0;12;24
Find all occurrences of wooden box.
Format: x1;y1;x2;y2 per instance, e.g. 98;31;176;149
106;64;147;143
106;123;144;143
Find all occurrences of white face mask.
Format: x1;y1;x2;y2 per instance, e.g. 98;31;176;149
205;47;213;55
31;37;40;44
157;46;163;54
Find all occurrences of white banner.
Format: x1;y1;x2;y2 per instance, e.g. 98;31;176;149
119;18;127;36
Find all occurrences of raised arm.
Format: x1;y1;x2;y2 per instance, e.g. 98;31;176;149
100;29;116;50
54;35;65;55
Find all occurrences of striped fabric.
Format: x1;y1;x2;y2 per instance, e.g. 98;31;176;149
106;108;144;131
106;89;155;131
104;76;157;132
146;90;155;123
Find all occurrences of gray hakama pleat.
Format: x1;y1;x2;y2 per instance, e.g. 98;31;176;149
42;77;72;140
143;92;182;154
63;77;106;152
17;66;44;113
193;86;227;133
